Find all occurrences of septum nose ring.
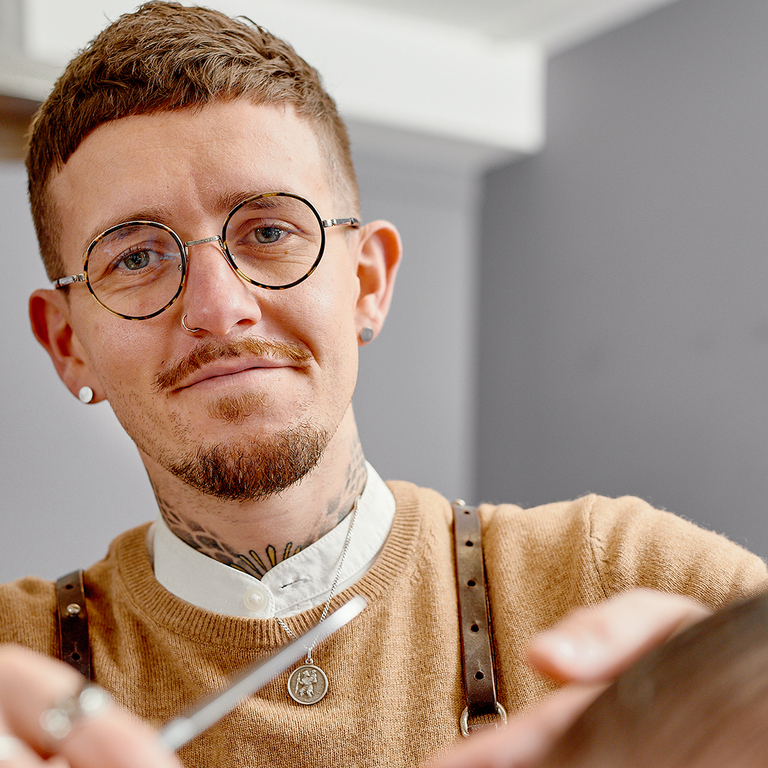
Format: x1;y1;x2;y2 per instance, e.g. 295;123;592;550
181;314;201;334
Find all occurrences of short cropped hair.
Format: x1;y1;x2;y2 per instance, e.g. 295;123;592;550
26;1;359;280
538;590;768;768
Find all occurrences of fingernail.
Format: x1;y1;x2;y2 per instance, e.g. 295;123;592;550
536;632;603;668
536;632;577;659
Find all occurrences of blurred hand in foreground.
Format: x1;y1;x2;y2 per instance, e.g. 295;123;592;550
0;645;182;768
427;588;711;768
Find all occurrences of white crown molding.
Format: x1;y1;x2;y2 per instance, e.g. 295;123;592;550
0;52;59;102
340;0;683;55
0;0;545;173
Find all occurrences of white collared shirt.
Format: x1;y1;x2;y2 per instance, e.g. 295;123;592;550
149;463;395;618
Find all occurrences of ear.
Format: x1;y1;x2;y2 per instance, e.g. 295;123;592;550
354;220;402;345
29;288;104;403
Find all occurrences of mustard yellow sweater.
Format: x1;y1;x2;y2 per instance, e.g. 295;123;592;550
1;482;766;767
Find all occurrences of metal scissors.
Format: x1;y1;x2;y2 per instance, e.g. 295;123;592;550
158;595;367;751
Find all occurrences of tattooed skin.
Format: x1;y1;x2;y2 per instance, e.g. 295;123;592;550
231;544;305;579
320;432;367;528
151;432;368;579
153;485;314;575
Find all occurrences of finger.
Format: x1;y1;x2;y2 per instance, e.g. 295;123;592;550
528;588;711;682
0;645;181;768
0;716;42;767
424;682;606;768
63;705;181;768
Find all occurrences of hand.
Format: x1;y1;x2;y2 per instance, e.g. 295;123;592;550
426;588;711;768
0;645;182;767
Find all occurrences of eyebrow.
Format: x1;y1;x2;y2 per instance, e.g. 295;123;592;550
81;204;177;255
78;189;296;256
214;189;288;213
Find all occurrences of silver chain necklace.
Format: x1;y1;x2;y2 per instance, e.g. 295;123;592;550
277;495;360;705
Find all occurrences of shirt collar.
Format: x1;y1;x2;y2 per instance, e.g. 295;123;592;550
150;462;395;618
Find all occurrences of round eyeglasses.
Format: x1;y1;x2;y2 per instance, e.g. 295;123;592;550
53;192;360;320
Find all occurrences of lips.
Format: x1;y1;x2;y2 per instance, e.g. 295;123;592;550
154;337;312;393
176;357;288;391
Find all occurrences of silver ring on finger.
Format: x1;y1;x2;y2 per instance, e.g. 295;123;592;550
40;682;112;743
0;734;23;761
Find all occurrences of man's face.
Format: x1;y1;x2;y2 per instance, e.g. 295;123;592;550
46;99;364;497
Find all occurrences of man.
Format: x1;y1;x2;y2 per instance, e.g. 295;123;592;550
0;3;765;767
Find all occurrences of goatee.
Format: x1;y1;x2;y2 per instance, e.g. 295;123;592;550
167;422;329;501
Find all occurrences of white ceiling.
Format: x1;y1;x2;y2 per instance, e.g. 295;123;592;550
329;0;681;53
0;0;683;171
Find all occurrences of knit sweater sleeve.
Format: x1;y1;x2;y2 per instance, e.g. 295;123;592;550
484;494;767;620
584;494;768;605
480;494;768;710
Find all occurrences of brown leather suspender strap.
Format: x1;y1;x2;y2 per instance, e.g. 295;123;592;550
452;500;506;736
53;512;498;717
56;569;93;680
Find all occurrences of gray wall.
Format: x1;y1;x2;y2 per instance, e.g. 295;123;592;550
477;0;768;557
353;151;480;498
0;162;157;582
0;149;480;582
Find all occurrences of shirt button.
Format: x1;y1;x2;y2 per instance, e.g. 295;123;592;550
243;585;270;614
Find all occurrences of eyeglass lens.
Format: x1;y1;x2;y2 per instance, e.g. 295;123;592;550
85;194;324;319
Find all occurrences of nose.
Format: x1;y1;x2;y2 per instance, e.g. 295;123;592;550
178;236;262;336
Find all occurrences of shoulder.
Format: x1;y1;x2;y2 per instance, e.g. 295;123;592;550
480;494;768;608
386;479;454;528
0;523;153;655
0;575;57;654
480;493;718;551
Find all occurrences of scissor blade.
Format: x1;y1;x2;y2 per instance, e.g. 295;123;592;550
158;594;367;751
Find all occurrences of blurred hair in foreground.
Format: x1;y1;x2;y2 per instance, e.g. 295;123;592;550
538;589;768;768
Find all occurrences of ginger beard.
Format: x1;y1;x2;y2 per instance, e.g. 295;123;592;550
168;421;329;502
151;337;331;501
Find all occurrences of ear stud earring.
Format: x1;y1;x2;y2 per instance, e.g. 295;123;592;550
78;386;94;404
360;327;374;343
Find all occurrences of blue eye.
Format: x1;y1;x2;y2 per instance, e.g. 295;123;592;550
120;250;153;270
254;226;284;244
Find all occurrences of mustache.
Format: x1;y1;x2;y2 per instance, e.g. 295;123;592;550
154;337;311;392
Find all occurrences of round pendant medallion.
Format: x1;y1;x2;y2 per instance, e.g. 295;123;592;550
287;664;329;705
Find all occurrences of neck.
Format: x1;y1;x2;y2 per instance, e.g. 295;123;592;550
144;410;367;578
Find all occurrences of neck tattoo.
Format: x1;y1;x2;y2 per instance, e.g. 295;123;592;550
278;495;361;705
